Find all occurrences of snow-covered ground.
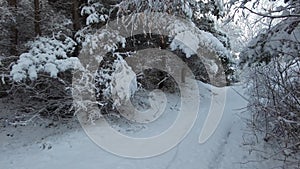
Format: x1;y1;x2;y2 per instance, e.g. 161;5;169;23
0;82;270;169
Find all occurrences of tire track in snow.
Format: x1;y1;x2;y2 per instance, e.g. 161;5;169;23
208;127;233;169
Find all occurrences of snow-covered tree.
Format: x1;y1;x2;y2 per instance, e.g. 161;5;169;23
2;0;238;121
71;0;237;118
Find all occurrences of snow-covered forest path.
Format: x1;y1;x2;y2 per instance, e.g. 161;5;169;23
0;83;265;169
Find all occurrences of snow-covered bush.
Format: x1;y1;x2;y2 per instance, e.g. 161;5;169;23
72;28;129;119
7;34;82;121
245;57;300;168
10;34;81;82
241;12;300;167
8;73;75;122
81;0;109;26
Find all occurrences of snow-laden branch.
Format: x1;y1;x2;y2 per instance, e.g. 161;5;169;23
241;6;300;19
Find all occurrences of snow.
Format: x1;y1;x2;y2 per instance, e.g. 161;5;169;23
0;82;274;169
81;1;108;26
181;1;193;18
82;29;126;56
110;57;138;107
168;19;231;61
81;6;96;15
170;31;199;58
86;13;100;25
10;35;81;82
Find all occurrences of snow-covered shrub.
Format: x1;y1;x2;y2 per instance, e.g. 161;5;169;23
8;73;75;122
241;17;300;168
233;0;300;166
10;34;81;82
72;28;130;119
81;0;109;26
245;57;300;168
7;34;82;121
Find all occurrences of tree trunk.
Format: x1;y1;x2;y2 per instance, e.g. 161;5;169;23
34;0;41;36
7;0;18;56
72;0;81;32
72;0;82;57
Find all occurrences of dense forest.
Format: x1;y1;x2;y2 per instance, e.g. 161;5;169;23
0;0;299;168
